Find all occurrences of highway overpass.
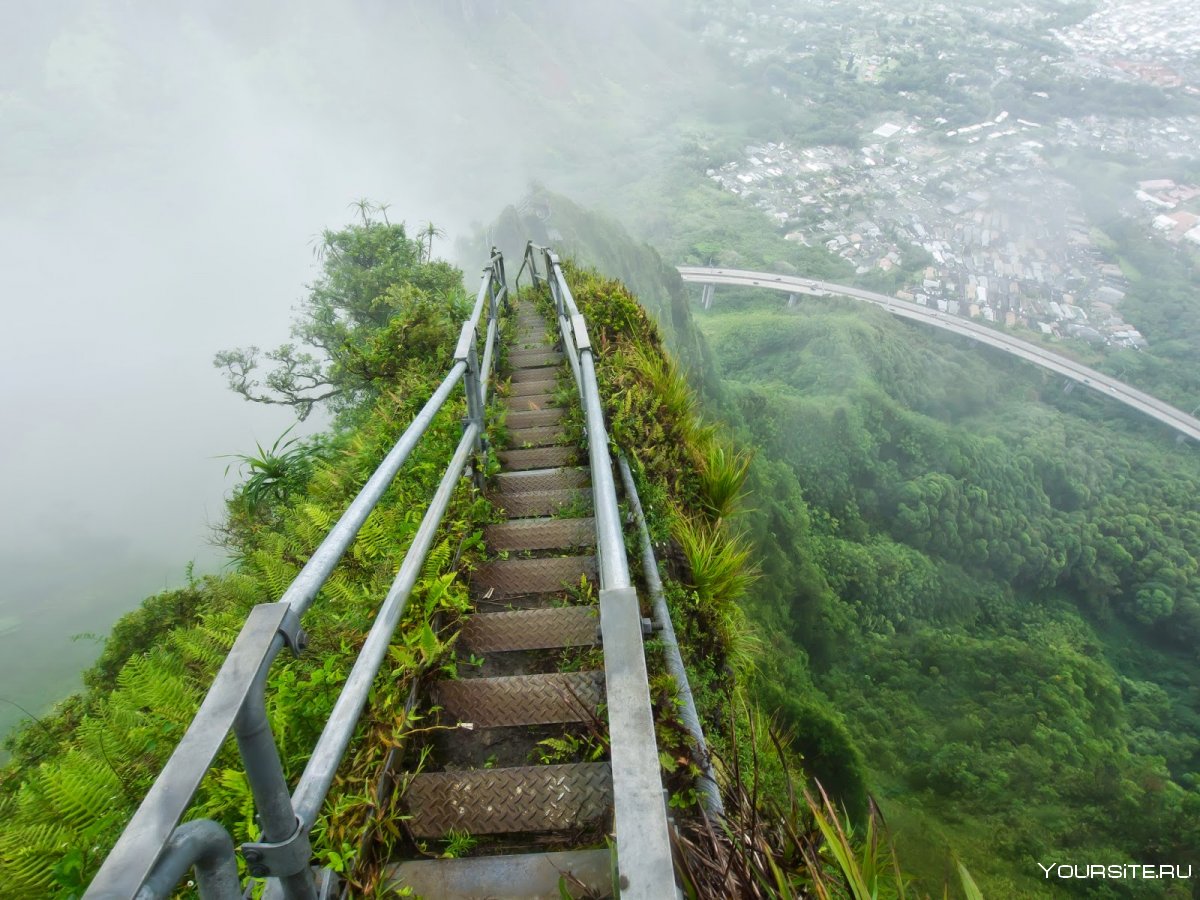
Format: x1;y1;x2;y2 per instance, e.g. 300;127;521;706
677;266;1200;444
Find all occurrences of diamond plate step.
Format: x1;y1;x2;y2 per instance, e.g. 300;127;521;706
460;606;599;652
512;367;559;384
498;446;578;471
403;763;612;838
489;488;591;518
387;849;611;900
434;671;604;727
495;467;589;493
474;555;597;598
507;408;564;429
507;426;564;448
485;516;596;551
511;351;563;368
511;378;558;397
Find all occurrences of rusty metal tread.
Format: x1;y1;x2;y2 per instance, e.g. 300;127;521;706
460;606;600;652
433;671;604;727
488;489;591;518
403;763;612;838
495;467;589;492
506;408;564;429
506;426;565;449
498;446;578;471
474;555;597;598
484;516;596;551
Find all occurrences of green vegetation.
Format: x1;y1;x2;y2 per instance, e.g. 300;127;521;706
0;215;486;896
699;296;1200;896
556;263;960;897
524;196;1198;896
3;208;894;898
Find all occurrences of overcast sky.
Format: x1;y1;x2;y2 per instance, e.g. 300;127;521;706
0;0;702;732
0;1;541;727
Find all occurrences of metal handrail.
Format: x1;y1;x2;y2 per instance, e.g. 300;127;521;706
86;252;509;899
524;243;677;900
616;455;724;817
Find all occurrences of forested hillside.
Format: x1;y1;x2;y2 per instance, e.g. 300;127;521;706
704;295;1200;895
509;195;1200;897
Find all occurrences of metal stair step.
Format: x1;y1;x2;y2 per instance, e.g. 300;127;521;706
511;377;558;396
474;555;597;598
507;393;557;412
506;426;563;448
498;446;578;471
403;763;612;838
495;467;589;493
511;366;558;384
510;350;563;368
460;606;600;652
489;488;591;518
434;671;604;727
506;408;564;429
387;848;611;900
485;516;595;551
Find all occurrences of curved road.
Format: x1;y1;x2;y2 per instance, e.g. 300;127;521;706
678;266;1200;443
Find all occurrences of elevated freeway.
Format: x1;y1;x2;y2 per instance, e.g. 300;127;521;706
678;266;1200;444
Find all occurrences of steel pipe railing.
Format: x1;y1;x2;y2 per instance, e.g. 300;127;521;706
525;244;676;900
86;253;508;899
617;455;724;817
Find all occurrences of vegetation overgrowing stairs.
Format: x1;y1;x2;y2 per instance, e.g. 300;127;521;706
388;298;616;898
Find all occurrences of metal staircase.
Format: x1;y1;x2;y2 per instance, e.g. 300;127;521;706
83;245;713;900
388;297;615;897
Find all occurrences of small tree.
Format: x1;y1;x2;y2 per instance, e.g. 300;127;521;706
214;203;465;419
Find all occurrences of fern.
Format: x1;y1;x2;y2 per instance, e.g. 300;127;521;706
75;708;153;780
248;548;301;600
114;654;200;726
421;537;453;581
0;822;71;896
321;570;365;606
352;508;400;563
19;752;124;834
169;619;236;672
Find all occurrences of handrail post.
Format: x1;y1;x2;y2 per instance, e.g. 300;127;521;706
455;321;485;490
235;636;318;899
492;246;506;299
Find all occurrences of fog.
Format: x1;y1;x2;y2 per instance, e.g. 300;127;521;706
0;0;706;737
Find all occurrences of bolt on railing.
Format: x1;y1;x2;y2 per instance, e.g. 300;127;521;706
85;252;509;900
